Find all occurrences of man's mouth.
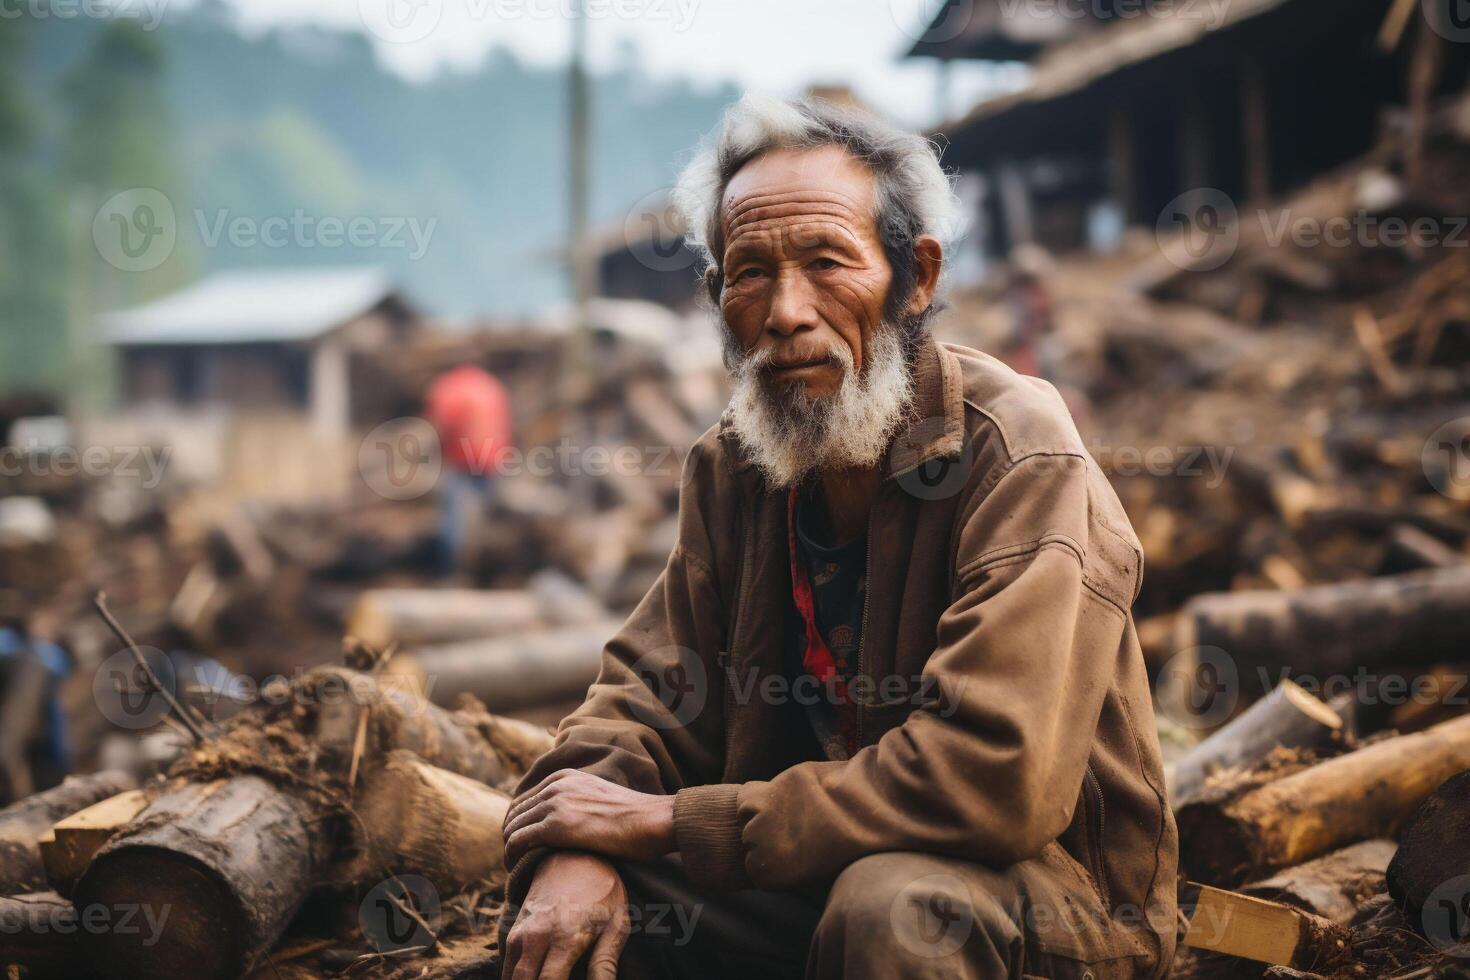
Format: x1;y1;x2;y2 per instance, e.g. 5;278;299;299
767;354;837;380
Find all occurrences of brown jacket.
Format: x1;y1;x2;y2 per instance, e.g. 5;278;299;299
511;336;1178;970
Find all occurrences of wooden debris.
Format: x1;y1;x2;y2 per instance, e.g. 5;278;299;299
1183;883;1349;969
0;770;138;894
1178;714;1470;886
37;788;148;897
406;621;621;713
1242;839;1397;924
75;775;321;980
1171;679;1345;809
1387;769;1470;928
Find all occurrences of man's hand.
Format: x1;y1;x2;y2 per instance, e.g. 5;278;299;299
503;769;676;868
502;851;628;980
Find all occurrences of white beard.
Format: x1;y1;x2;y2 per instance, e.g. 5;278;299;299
726;323;915;489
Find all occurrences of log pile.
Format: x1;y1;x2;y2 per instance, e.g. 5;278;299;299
0;652;551;979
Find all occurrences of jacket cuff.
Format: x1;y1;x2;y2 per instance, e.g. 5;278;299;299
674;784;750;890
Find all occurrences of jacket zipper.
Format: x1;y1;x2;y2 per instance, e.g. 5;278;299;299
1083;764;1111;909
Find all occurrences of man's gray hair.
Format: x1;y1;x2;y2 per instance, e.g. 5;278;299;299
672;94;965;309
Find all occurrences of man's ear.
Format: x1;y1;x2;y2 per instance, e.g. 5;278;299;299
904;235;944;317
703;266;723;305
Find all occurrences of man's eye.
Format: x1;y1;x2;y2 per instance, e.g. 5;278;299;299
733;267;766;282
809;257;840;271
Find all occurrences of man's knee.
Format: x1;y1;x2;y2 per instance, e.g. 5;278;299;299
815;852;1022;964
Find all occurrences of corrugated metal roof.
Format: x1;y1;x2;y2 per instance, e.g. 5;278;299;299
101;267;399;346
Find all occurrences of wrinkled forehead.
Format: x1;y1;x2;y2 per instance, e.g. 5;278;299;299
719;145;879;250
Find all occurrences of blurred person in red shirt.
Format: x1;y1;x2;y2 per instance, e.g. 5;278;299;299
424;364;512;577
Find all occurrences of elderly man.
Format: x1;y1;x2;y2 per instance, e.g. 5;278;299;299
500;96;1177;980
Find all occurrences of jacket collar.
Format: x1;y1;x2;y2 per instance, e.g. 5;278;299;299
718;332;966;482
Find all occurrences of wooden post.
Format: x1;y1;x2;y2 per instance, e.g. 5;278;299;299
0;770;138;894
1108;106;1138;226
1240;53;1271;203
995;162;1035;251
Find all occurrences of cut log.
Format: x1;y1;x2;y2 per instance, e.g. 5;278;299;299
346;589;543;649
306;667;512;787
0;770;138;894
38;788;149;896
407;621;619;713
1183;884;1348;969
1387;769;1470;927
1242;839;1396;924
0;891;84;979
1176;565;1470;692
74;775;320;980
1171;680;1345;809
338;750;512;890
346;578;608;650
1178;714;1470;886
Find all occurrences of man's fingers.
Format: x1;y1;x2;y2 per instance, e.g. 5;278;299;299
535;926;598;980
586;911;630;980
504;819;555;868
505;770;576;826
505;923;549;980
502;799;554;842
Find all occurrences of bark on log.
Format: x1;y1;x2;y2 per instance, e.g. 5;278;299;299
338;750;511;890
0;770;138;894
307;667;513;787
1387;769;1470;925
1176;565;1470;692
407;621;619;713
74;775;319;980
1171;680;1345;809
0;891;84;979
1242;839;1396;924
1178;714;1470;887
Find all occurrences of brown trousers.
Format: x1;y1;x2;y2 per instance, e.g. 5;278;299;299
612;846;1165;979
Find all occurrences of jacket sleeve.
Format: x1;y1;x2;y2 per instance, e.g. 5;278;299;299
673;451;1140;891
504;442;734;901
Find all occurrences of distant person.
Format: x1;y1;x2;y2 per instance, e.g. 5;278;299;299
424;364;511;577
1003;243;1057;381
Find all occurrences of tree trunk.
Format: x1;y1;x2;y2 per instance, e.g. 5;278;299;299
74;775;319;980
1242;839;1396;924
337;750;511;890
1178;714;1470;886
407;622;619;713
346;589;544;649
1171;679;1345;809
1176;565;1470;694
0;891;84;979
0;770;137;894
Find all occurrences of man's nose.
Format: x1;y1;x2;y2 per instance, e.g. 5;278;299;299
763;270;819;338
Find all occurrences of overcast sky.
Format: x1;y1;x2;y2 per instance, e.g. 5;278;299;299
218;0;1025;128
